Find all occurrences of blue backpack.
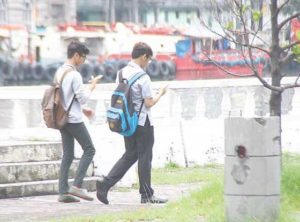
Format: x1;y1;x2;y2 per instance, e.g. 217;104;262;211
107;70;146;137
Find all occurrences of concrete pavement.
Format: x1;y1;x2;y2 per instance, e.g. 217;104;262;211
0;183;202;222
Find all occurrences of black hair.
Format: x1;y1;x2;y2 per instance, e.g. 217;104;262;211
67;41;90;59
131;42;153;59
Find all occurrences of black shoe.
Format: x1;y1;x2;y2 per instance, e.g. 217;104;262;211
96;179;109;205
141;195;168;204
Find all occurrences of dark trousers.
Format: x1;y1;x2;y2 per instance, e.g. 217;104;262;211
59;122;95;195
104;122;154;198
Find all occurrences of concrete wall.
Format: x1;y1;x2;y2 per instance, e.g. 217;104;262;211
0;77;299;179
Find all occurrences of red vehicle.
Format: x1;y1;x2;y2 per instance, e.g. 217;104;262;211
101;25;267;82
173;37;267;80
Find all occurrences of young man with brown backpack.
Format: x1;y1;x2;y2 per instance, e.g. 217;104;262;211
54;41;101;203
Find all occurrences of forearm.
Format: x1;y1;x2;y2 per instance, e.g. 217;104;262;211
89;83;96;91
145;92;164;108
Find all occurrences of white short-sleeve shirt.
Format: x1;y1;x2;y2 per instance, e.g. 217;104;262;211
116;61;153;126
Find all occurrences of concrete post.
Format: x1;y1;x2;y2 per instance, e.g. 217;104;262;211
110;0;115;24
224;117;280;222
154;6;160;24
132;0;139;23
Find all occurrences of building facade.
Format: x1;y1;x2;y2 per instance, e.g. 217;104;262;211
0;0;76;27
0;0;31;26
34;0;76;27
76;0;209;28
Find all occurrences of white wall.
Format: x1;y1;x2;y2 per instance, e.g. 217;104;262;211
0;77;299;172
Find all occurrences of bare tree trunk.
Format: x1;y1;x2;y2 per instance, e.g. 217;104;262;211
258;0;263;30
269;0;282;117
270;90;281;116
269;0;282;164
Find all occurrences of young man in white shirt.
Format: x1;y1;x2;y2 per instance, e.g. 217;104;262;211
56;41;101;203
97;42;168;204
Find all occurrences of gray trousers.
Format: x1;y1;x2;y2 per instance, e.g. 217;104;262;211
59;122;95;195
103;124;154;198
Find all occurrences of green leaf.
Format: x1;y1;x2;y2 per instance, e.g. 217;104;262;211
292;45;300;55
225;21;234;30
292;45;300;63
296;30;300;41
241;5;248;13
252;10;262;22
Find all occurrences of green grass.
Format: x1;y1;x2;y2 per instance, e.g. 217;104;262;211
59;153;300;222
152;163;223;185
281;153;300;211
280;153;300;221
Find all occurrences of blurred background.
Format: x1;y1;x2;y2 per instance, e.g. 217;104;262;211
0;0;299;85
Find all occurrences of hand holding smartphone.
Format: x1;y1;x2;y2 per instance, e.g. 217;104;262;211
89;75;103;83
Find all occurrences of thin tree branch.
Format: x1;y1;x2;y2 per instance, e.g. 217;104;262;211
278;12;300;31
202;52;255;77
207;0;277;91
253;70;283;92
239;2;258;74
200;20;271;55
202;51;276;92
294;73;300;85
282;83;300;90
246;29;269;46
281;40;300;52
237;3;283;93
276;0;290;15
205;0;270;54
279;52;295;65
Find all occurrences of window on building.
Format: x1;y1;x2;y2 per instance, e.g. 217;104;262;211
197;10;200;18
0;0;7;24
51;4;65;24
186;10;191;24
165;10;169;23
0;0;6;8
23;0;32;27
208;15;212;27
51;4;66;24
175;11;179;19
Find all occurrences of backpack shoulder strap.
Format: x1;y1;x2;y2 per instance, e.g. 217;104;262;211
118;69;124;83
128;71;147;118
54;67;75;111
128;71;146;86
53;67;74;85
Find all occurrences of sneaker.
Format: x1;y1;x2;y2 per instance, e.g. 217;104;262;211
96;180;109;205
58;194;80;203
68;186;94;201
141;195;168;204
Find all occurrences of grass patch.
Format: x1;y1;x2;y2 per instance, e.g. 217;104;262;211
114;187;132;192
280;153;300;221
281;153;300;211
152;164;223;185
164;162;180;169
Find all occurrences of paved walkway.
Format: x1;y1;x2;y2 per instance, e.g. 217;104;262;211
0;183;202;222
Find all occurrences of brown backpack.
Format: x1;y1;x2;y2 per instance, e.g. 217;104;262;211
41;68;75;129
